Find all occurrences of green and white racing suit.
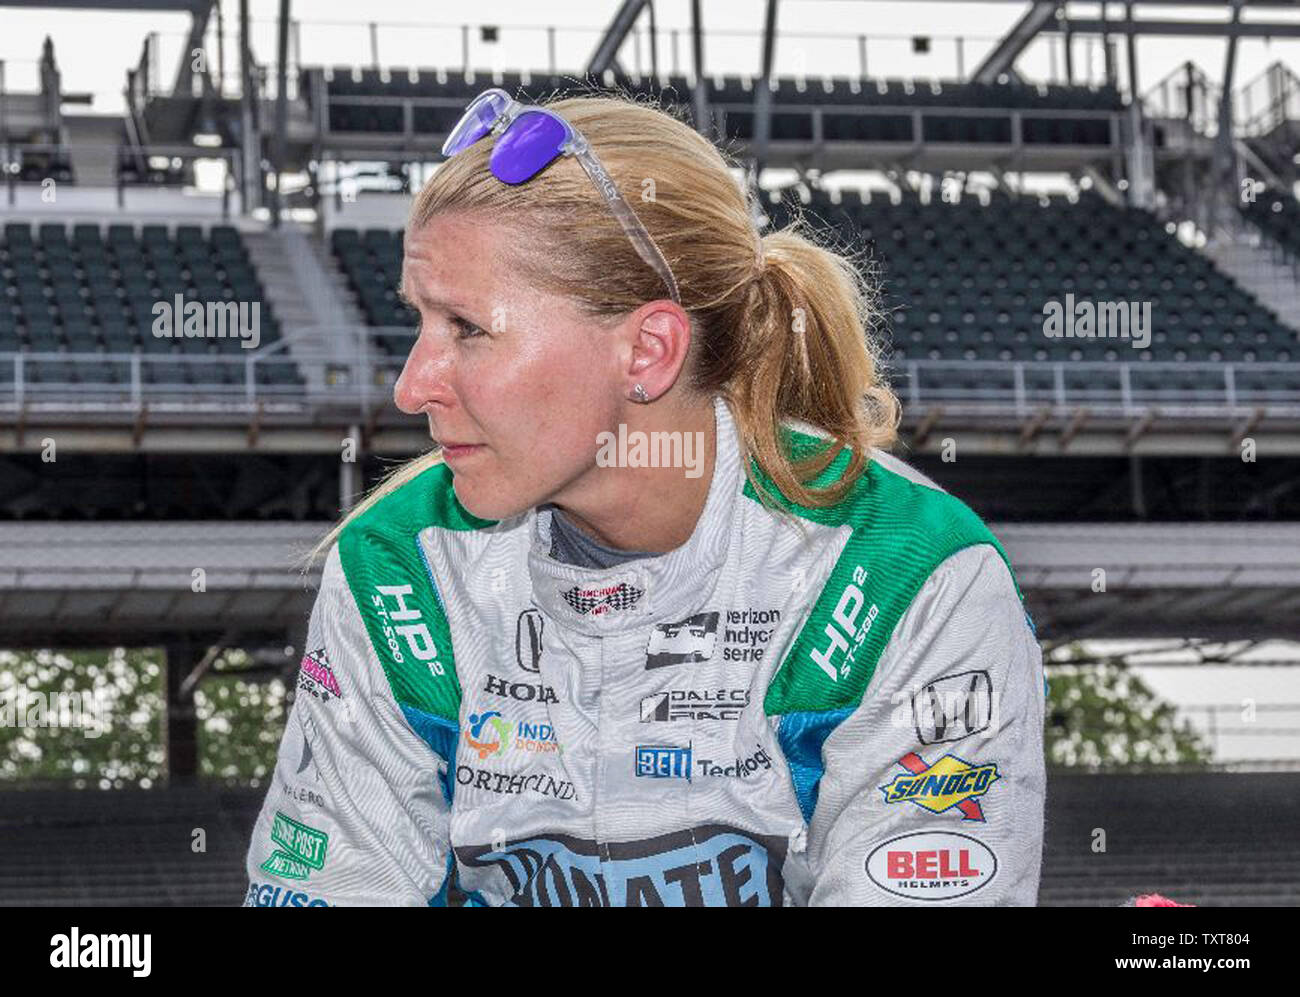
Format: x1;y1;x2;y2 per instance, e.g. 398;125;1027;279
244;396;1046;906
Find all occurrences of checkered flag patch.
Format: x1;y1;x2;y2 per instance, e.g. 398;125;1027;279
562;582;644;616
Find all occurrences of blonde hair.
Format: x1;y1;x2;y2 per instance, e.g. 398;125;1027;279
313;87;899;561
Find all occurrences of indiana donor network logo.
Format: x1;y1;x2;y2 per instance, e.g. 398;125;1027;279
878;751;1001;821
463;710;561;759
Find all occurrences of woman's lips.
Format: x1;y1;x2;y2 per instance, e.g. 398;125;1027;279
440;443;482;460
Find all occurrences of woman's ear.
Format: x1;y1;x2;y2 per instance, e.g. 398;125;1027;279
626;302;692;401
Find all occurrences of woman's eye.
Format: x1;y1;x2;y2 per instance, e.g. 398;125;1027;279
452;316;484;339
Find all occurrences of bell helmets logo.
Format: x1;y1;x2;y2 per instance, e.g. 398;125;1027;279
866;831;998;901
878;751;1000;822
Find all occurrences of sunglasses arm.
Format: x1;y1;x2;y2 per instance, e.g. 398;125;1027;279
572;146;682;305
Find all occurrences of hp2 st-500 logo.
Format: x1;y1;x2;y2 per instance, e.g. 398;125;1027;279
371;583;447;679
810;564;878;683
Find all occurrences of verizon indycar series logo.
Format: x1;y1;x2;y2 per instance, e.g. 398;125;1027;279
878;752;1001;821
455;824;789;906
645;612;719;669
866;831;998;901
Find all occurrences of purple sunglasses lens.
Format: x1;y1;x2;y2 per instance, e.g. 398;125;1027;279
490;110;568;184
442;91;511;156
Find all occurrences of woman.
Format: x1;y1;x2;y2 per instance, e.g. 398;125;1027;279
244;88;1046;907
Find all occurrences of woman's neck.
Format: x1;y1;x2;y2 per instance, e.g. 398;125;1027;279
551;399;718;555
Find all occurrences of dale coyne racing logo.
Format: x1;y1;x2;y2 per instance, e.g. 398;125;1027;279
878;751;1000;822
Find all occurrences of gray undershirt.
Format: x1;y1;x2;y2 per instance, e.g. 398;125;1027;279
543;504;656;569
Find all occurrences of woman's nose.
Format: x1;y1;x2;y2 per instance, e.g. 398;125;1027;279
393;333;454;414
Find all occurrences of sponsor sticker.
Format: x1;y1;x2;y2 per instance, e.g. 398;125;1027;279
298;647;342;703
635;744;693;780
562;581;644;616
455;824;789;906
645;612;720;669
878;752;1000;822
244;882;333;907
865;831;998;901
911;670;992;745
640;688;748;722
515;609;544;673
463;710;561;760
268;810;329;871
455;764;576;800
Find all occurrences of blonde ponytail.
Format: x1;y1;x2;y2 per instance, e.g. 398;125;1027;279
716;218;900;511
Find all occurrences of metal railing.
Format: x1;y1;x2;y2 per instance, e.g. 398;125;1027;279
1237;62;1300;140
3;333;1298;419
896;358;1300;415
1181;702;1300;760
2;141;241;216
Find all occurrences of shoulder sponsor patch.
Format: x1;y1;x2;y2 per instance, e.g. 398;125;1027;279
298;647;343;703
911;669;992;745
866;831;998;901
878;751;1000;822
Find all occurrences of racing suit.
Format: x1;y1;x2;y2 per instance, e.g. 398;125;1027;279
244;395;1046;906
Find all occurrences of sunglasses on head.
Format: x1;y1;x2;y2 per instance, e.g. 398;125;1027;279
441;88;681;304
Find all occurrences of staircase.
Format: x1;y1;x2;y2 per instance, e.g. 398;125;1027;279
242;227;370;390
1203;231;1300;336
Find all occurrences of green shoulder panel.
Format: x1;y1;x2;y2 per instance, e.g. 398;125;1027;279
337;461;496;725
745;430;1022;717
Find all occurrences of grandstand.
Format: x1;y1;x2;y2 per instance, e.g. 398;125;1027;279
2;0;1300;906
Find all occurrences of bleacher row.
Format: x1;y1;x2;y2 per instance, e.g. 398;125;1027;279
771;190;1299;399
0;222;301;390
330;189;1300;402
2;772;1296;905
309;67;1120;146
5;189;1298;403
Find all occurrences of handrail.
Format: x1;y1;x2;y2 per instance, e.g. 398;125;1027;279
2;340;1297;420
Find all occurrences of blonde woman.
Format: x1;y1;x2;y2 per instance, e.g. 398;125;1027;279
244;88;1045;907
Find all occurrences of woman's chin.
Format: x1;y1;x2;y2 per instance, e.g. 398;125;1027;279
450;473;530;522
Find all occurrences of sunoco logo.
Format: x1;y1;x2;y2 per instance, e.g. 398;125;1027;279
865;831;998;901
878;751;1000;822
